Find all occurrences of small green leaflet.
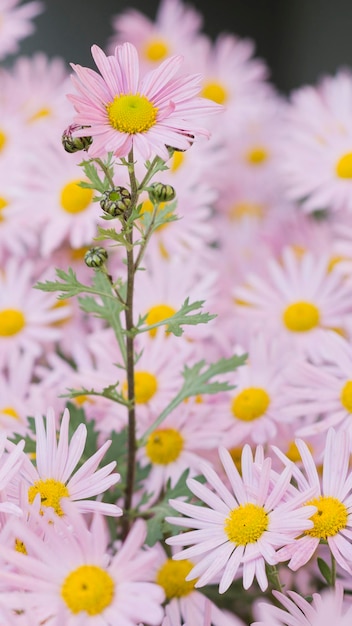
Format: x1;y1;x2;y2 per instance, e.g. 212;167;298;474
138;297;216;337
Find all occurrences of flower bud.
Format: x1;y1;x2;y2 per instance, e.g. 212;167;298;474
148;182;176;203
166;133;195;156
62;124;93;153
84;246;108;268
100;187;132;217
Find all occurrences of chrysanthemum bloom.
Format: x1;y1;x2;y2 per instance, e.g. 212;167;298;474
280;331;352;437
108;0;203;72
166;445;315;593
273;428;352;572
234;247;352;358
0;511;165;625
0;0;43;60
68;42;221;161
12;407;122;518
252;582;352;626
151;543;245;626
280;70;352;214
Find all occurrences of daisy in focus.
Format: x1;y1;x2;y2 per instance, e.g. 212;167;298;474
273;428;352;573
12;407;122;518
68;42;221;161
166;445;316;593
0;511;165;626
252;582;352;626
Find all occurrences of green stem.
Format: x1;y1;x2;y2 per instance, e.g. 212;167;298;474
122;148;138;538
266;564;283;593
94;157;115;188
331;552;336;587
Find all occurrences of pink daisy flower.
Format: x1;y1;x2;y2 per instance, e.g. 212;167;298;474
11;407;122;518
273;428;352;573
166;445;315;593
0;510;164;625
68;42;221;161
233;247;352;358
280;331;352;437
253;582;352;626
0;0;43;60
108;0;203;72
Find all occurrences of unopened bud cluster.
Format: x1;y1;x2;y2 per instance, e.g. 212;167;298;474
100;187;132;217
62;124;93;153
148;182;176;203
84;247;108;268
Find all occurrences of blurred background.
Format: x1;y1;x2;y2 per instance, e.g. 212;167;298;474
9;0;352;95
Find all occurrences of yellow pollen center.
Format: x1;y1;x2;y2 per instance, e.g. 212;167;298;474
61;565;114;616
27;107;51;123
0;130;6;152
201;81;228;104
340;380;352;412
170;151;185;172
106;93;158;134
225;503;268;544
231;387;270;422
60;179;93;214
156;559;195;598
286;440;313;463
0;197;8;210
70;246;91;261
230;202;264;220
146;428;184;464
0;308;26;337
141;199;171;231
228;446;244;474
15;539;27;555
123;371;158;404
146;304;176;337
283;301;320;332
28;478;69;516
305;495;348;539
144;38;169;61
1;406;19;419
246;146;269;165
336;152;352;178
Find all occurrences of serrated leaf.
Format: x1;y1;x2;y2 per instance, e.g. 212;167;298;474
138;298;216;337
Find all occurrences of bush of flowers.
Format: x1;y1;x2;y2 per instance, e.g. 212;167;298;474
2;0;352;624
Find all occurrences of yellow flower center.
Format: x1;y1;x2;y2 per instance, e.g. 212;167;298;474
0;130;6;152
224;503;268;544
122;371;158;404
27;107;51;123
230;202;264;220
336;152;352;178
143;38;169;62
0;196;8;223
106;94;158;134
170;151;185;172
0;308;26;337
60;179;93;214
61;565;115;616
70;246;91;261
305;495;348;539
285;440;314;463
156;559;195;598
15;539;27;555
246;146;269;165
146;304;176;337
1;406;19;419
228;446;244;474
283;301;320;332
28;478;69;516
146;428;184;464
231;387;270;422
201;81;228;104
340;380;352;412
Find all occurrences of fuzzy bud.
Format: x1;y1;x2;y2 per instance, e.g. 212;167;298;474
84;246;108;268
100;187;132;217
148;182;176;203
62;124;93;153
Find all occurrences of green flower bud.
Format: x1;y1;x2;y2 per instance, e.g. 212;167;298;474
148;182;176;203
62;124;93;153
84;246;108;268
100;187;132;217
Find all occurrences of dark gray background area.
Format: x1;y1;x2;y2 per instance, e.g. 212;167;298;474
12;0;352;95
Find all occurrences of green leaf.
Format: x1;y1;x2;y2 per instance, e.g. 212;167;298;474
138;297;216;337
145;469;193;546
140;353;247;443
317;557;332;585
